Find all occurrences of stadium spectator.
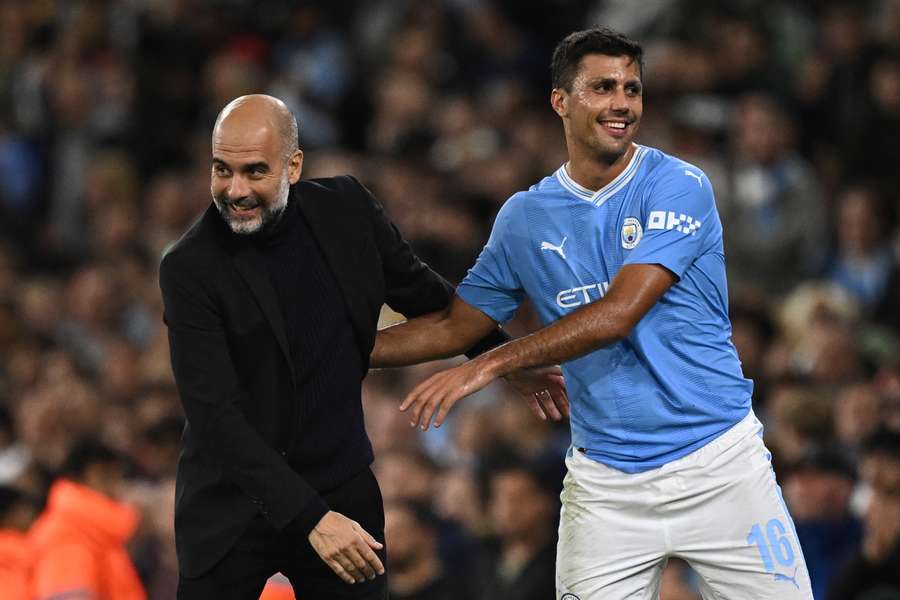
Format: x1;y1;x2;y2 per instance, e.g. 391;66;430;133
720;92;827;298
29;440;146;600
827;186;896;309
385;500;469;600
0;484;37;600
783;447;862;599
827;430;900;599
474;460;556;600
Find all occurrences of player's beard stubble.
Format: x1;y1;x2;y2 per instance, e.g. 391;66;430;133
213;170;290;236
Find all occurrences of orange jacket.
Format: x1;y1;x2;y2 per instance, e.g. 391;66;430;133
0;529;31;600
29;479;146;600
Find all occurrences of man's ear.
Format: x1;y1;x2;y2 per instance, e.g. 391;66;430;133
287;150;303;184
551;88;568;118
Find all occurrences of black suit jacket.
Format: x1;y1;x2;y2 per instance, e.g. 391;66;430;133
160;176;501;577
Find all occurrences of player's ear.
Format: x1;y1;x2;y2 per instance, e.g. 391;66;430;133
551;88;568;118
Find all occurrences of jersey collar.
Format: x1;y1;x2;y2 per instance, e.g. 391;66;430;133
555;144;647;207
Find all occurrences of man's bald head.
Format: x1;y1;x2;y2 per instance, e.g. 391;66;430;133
213;94;299;160
210;95;303;235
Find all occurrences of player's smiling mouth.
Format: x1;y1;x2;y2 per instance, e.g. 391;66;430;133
598;118;632;138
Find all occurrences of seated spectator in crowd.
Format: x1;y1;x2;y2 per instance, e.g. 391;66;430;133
827;430;900;599
29;440;146;600
827;186;896;310
783;446;862;599
0;485;38;599
385;500;470;600
835;383;884;454
475;458;556;600
720;93;826;298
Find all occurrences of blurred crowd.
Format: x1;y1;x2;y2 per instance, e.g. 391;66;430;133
1;0;899;598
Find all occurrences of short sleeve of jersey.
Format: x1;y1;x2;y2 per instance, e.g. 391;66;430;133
624;165;719;278
457;196;525;324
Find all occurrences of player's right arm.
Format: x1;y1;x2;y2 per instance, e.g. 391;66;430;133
371;296;498;367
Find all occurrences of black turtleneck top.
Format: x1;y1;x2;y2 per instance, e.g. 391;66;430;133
254;198;373;519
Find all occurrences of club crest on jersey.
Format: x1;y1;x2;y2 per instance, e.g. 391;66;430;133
560;594;581;600
621;217;642;250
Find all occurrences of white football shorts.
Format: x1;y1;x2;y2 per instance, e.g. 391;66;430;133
556;410;813;599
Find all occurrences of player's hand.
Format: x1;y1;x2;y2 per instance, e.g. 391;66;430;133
502;366;569;421
308;511;384;584
399;358;496;430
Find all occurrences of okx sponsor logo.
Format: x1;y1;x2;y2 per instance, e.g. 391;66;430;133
647;210;702;236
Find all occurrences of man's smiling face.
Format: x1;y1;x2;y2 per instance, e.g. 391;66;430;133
210;104;295;235
554;54;643;165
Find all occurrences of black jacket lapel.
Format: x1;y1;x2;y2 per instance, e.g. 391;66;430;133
296;186;371;347
204;204;294;375
230;244;293;374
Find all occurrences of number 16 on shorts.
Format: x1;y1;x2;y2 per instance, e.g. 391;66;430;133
747;518;795;572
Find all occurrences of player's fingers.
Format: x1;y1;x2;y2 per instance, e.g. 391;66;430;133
405;381;436;427
410;385;439;429
419;393;443;430
527;393;548;420
399;377;431;413
549;374;570;416
433;392;462;427
401;372;444;413
539;389;562;420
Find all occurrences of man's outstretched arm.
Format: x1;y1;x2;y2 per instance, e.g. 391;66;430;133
372;296;498;368
373;296;569;421
400;263;677;429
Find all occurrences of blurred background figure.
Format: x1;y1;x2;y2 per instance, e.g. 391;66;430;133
0;0;897;596
29;441;146;600
0;484;37;600
782;447;862;599
475;458;556;600
827;430;900;599
385;500;469;600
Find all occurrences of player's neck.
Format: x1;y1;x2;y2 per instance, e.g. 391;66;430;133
565;143;636;192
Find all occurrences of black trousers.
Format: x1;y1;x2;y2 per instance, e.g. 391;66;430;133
177;467;388;599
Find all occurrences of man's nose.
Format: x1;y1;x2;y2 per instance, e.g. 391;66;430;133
228;174;250;198
610;88;629;112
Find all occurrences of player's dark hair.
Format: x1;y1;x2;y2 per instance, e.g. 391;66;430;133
551;27;643;91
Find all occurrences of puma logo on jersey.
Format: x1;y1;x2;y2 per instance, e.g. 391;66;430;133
684;170;703;187
540;237;567;259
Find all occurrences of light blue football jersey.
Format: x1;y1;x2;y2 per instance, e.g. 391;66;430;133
457;144;753;473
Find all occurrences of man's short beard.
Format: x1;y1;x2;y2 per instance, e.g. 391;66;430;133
214;172;290;235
